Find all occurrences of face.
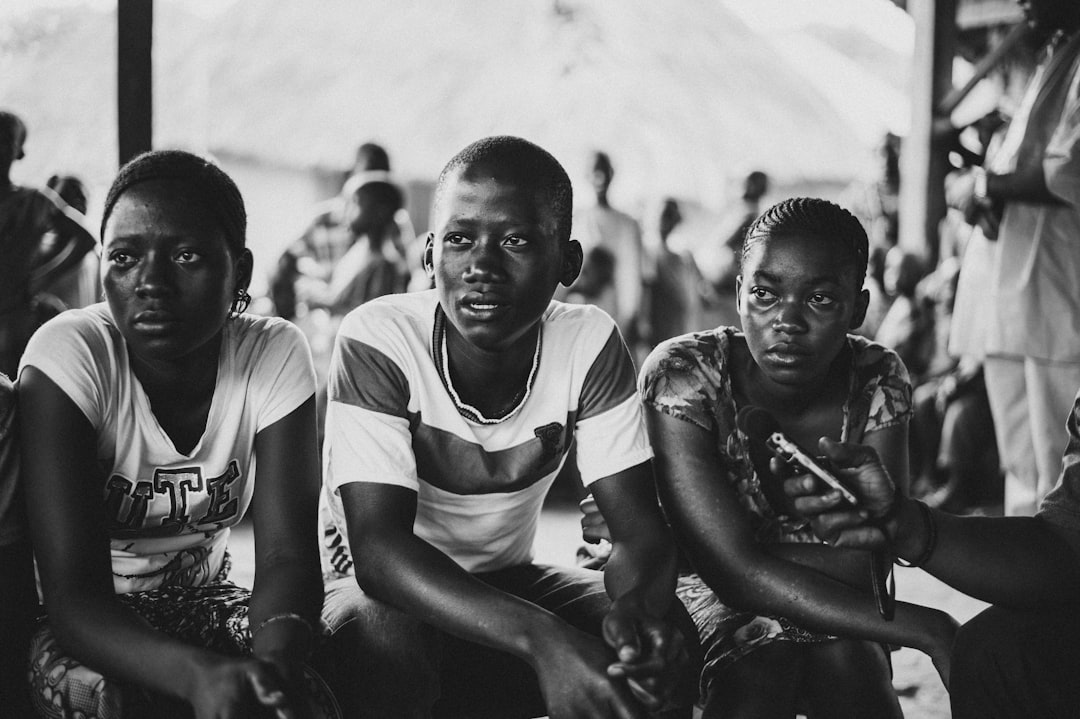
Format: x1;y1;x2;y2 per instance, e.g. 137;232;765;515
102;179;252;365
349;188;394;236
737;233;867;390
425;165;580;353
590;165;612;196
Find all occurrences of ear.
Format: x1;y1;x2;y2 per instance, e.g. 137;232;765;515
560;239;583;287
235;248;254;291
735;274;745;314
422;232;436;280
850;287;870;330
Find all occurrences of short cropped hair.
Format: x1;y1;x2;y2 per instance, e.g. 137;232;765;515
101;150;247;255
434;136;574;244
356;179;404;215
742;197;868;284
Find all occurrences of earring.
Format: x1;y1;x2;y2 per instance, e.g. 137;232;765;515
229;288;252;319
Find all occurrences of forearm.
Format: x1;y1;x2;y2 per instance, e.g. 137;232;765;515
696;546;948;654
354;531;568;662
603;535;678;617
249;558;324;663
986;164;1062;205
45;590;217;702
889;500;1080;606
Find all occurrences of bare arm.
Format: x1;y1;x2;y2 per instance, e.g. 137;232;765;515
340;481;645;719
649;408;955;658
249;396;324;686
786;439;1080;608
21;368;300;717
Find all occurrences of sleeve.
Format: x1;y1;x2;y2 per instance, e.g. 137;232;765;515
252;320;317;432
1044;59;1080;205
324;311;419;493
18;311;108;428
637;335;721;433
1038;390;1080;531
573;318;653;485
859;343;913;435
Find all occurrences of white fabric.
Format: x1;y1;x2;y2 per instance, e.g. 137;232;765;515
322;290;652;573
20;304;315;592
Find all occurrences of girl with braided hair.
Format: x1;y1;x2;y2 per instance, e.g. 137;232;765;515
632;197;957;717
19;150;337;718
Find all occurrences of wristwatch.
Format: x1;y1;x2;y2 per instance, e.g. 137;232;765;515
972;166;989;201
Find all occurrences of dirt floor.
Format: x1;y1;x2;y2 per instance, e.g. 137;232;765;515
230;501;988;719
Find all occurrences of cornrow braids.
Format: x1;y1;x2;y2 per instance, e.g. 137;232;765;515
101;150;247;255
434;136;573;244
742;197;869;283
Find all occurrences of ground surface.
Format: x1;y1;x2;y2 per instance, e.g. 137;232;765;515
230;501;987;719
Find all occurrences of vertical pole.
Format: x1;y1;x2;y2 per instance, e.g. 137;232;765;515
117;0;153;167
899;0;957;267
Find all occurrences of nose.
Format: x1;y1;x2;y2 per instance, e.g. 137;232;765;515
462;238;507;284
772;299;808;334
135;251;173;298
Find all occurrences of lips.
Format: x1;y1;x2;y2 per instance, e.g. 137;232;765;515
132;309;182;333
458;294;510;320
764;341;812;365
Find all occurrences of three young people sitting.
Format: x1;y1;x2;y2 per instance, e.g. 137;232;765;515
7;137;970;718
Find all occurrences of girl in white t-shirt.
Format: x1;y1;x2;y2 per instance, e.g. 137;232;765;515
19;151;333;718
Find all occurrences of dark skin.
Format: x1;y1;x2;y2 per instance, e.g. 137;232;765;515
340;159;687;718
21;179;323;719
785;438;1080;609
644;233;955;717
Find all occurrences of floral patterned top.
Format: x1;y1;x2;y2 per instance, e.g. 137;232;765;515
639;326;912;545
639;327;912;685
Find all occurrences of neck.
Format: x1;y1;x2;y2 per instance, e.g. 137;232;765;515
595;191;610;208
444;321;539;417
129;332;223;396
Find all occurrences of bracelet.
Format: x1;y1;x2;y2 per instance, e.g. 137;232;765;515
894;500;937;568
252;612;314;640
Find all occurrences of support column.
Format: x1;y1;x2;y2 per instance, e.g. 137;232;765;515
899;0;957;266
117;0;153;166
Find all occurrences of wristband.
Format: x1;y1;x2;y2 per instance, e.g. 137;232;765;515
252;612;314;640
894;500;938;568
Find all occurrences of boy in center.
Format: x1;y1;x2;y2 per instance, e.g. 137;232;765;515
320;136;694;718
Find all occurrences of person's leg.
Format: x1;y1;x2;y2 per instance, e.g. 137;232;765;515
1024;358;1080;507
0;539;37;718
984;355;1039;515
321;576;441;718
701;641;802;719
908;379;944;495
801;640;901;719
951;604;1080;719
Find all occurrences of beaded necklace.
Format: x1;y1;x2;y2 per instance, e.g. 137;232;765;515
432;306;542;425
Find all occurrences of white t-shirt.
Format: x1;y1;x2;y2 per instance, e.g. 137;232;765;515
322;290;653;575
21;304;316;593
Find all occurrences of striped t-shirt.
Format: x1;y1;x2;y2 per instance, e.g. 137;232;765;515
321;290;652;574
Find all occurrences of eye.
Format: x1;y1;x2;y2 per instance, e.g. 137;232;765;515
502;235;528;247
175;249;203;264
749;286;776;302
444;233;471;246
108;250;136;268
809;293;837;306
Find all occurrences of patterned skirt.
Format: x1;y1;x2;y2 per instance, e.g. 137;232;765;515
29;579;340;719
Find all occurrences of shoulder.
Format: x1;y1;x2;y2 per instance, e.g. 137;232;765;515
25;304;117;357
847;334;910;385
640;327;733;386
339;290;434;341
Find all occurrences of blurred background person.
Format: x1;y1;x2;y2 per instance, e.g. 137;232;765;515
0;110;95;378
568;150;645;350
38;174;100;311
646;198;705;345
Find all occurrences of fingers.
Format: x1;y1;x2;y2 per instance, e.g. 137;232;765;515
828;526;890;550
248;666;293;716
817;437;880;469
602;611;642;664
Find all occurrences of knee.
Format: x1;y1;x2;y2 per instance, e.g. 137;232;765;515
951;607;1020;696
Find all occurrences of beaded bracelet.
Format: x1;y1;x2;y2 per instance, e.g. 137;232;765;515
894;500;937;568
252;612;314;640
